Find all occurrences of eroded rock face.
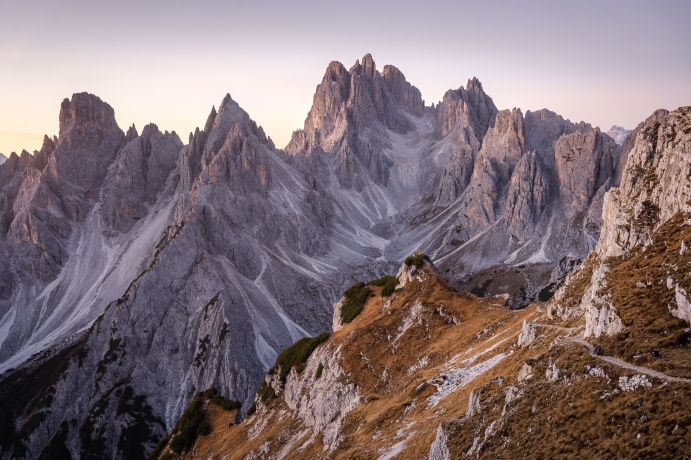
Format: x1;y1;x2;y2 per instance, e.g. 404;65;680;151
597;108;690;258
555;128;619;221
396;262;423;289
101;124;182;233
282;344;361;452
672;285;691;325
332;296;345;332
428;425;451;460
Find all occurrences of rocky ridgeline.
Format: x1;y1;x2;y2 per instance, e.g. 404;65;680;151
0;55;681;459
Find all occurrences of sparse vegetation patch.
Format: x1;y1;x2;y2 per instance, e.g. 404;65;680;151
274;333;330;382
404;255;423;268
368;275;399;297
341;282;372;324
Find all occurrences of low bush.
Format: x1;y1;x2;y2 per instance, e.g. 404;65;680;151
315;362;324;379
169;396;211;454
257;381;276;403
368;275;399;297
275;333;330;381
201;388;242;411
404;255;424;268
341;282;372;323
146;435;170;460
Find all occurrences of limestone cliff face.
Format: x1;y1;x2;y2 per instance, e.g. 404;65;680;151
598;108;688;257
434;78;497;205
102;124;182;233
286;54;419;191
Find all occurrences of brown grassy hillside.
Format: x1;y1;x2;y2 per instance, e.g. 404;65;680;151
152;254;691;460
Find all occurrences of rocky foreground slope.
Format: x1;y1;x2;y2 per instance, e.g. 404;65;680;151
154;107;691;459
0;55;672;458
158;254;691;459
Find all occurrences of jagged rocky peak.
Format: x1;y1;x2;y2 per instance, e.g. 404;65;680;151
184;104;219;185
450;108;528;233
125;124;139;143
437;77;498;139
286;53;424;156
58;92;120;138
605;125;631;145
200;93;274;168
380;64;424;116
0;154;6;165
101;122;182;233
433;80;499;205
183;94;270;190
51;92;125;200
350;52;376;77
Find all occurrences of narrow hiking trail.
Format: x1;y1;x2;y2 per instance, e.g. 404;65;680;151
562;335;691;384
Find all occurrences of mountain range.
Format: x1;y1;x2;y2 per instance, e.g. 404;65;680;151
0;54;683;459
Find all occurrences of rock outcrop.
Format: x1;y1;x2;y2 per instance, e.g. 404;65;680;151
597;108;688;257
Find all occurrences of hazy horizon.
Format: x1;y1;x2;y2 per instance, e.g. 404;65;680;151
1;0;690;156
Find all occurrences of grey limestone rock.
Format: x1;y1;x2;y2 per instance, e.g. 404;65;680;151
597;107;688;257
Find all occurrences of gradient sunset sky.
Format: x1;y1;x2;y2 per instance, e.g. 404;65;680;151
1;0;690;156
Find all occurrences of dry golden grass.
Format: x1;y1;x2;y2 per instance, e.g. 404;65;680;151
600;211;691;379
161;252;691;460
446;342;691;459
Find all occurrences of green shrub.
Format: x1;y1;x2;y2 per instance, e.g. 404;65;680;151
197;387;241;411
341;282;372;324
169;396;211;454
202;388;218;399
147;388;242;458
146;435;170;460
275;333;330;382
246;403;257;417
212;396;241;411
315;363;324;379
257;381;276;403
368;275;399;296
404;255;424;268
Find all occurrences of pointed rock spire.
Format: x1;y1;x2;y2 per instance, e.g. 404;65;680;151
125;124;139;144
204;105;217;133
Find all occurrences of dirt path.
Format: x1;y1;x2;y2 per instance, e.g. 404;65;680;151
561;335;691;384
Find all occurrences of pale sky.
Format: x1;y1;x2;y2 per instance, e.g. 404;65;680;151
1;0;690;156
